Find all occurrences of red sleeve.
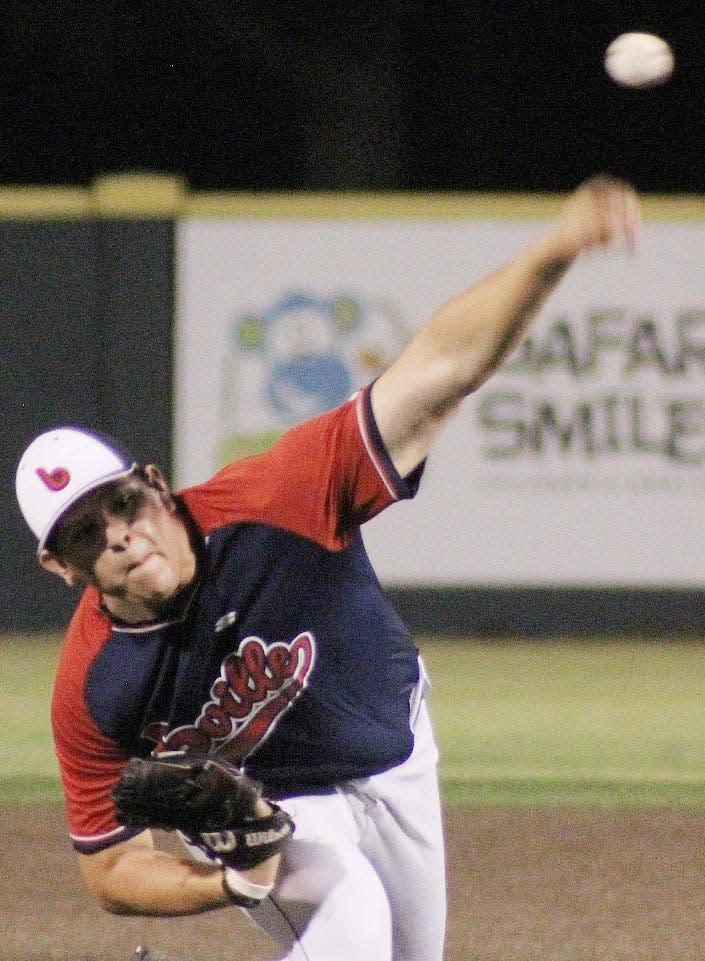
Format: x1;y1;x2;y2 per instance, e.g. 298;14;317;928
51;590;141;852
180;385;422;548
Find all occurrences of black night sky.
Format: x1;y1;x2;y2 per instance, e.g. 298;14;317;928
0;0;702;194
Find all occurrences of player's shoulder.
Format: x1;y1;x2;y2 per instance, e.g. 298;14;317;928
70;585;111;633
178;391;368;529
51;587;113;737
56;587;112;679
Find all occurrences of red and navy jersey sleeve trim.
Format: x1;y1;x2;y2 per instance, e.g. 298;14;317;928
355;385;424;501
71;824;146;855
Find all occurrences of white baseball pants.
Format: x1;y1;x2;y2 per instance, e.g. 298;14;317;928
246;670;446;961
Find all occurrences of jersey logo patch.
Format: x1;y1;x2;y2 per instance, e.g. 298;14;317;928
36;466;70;491
215;610;238;632
144;632;316;762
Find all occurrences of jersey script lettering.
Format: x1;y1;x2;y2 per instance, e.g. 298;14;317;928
144;632;317;760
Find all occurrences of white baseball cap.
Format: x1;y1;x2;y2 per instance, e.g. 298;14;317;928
15;427;137;552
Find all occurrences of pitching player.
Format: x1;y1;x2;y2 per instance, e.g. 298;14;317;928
15;176;640;961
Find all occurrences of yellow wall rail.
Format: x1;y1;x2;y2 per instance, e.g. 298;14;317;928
0;172;702;221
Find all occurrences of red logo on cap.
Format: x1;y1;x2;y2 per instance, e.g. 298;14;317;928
36;467;71;491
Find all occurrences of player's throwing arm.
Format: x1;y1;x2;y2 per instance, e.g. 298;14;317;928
371;175;642;478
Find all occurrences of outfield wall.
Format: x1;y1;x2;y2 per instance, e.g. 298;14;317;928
0;179;175;629
2;176;704;634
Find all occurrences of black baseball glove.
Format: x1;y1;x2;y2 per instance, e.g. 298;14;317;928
112;752;293;870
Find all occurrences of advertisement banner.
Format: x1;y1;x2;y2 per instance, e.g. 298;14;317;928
175;204;705;587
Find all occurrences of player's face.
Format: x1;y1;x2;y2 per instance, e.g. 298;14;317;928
46;470;197;622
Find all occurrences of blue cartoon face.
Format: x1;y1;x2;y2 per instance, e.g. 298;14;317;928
219;290;408;462
268;352;352;420
257;293;352;420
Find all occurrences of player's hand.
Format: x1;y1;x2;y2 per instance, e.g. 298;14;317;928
112;753;294;870
547;175;642;262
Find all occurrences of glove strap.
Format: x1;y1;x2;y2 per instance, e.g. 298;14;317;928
222;866;273;908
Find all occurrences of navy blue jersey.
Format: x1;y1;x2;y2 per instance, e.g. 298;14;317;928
51;386;423;852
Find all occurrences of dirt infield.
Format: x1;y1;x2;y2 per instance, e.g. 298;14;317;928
4;801;705;961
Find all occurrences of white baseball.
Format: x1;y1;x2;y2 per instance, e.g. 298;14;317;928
604;32;674;88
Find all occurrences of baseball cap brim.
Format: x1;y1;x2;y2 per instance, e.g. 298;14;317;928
38;463;138;553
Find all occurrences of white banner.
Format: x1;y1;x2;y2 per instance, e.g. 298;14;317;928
175;203;705;587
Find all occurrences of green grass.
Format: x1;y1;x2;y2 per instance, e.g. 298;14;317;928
420;636;705;805
3;634;705;805
0;634;62;800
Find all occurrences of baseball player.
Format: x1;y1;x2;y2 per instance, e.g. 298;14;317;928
15;176;640;961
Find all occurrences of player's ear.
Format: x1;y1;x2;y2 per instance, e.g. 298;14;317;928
143;464;178;512
143;464;170;492
38;550;82;587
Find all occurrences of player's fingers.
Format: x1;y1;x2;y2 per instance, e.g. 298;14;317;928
623;187;642;251
556;175;640;258
608;183;641;251
592;177;641;250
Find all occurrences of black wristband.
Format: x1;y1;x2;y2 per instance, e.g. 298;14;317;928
200;804;294;869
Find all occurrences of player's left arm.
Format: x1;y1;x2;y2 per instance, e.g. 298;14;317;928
76;826;280;916
371;175;641;477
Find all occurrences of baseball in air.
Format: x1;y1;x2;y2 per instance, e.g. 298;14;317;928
604;32;674;88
